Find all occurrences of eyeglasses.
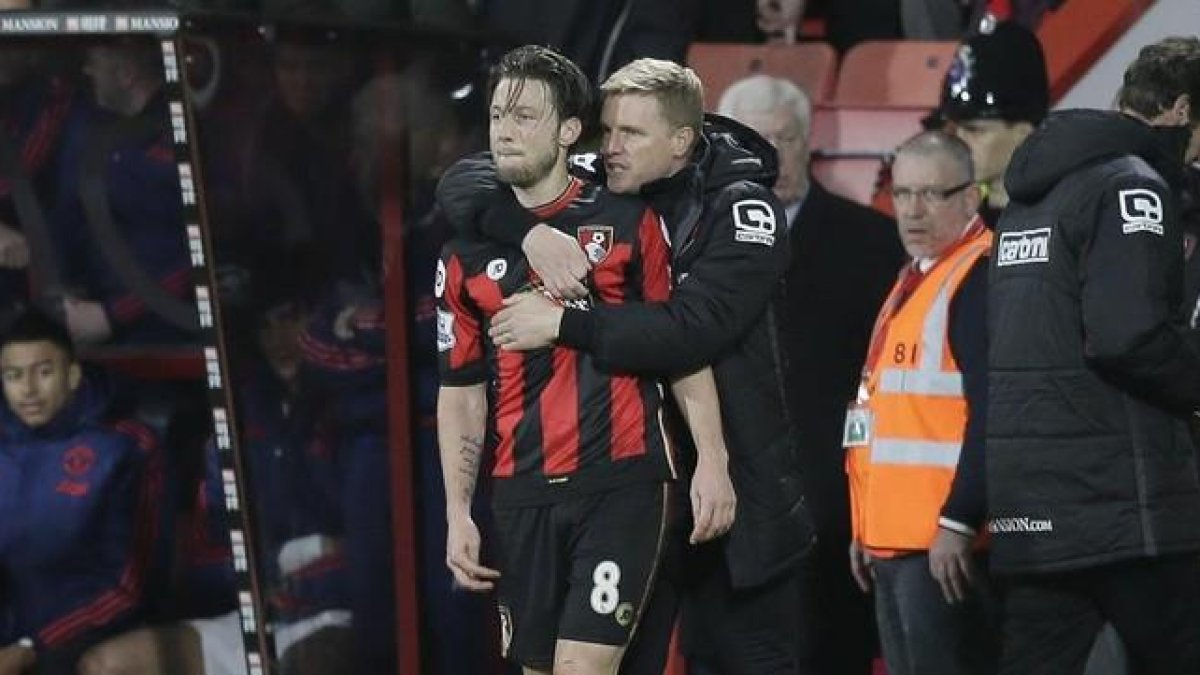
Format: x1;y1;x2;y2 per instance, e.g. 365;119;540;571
891;180;973;205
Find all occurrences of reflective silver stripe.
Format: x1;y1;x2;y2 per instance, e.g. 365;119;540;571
919;251;980;371
878;369;963;396
871;438;962;467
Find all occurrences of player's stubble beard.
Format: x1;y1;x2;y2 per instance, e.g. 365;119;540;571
497;143;561;189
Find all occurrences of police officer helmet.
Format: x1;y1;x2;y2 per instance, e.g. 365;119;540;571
940;19;1050;125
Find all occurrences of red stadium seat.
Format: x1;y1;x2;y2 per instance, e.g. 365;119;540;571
809;105;928;205
688;41;839;110
811;156;888;206
833;40;957;107
810;105;927;154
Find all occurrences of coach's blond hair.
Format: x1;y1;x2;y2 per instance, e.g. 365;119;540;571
601;58;704;135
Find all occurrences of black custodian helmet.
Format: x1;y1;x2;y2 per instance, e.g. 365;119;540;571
940;19;1050;125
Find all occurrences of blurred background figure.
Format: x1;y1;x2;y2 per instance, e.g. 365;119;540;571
237;34;375;291
0;0;82;329
50;39;197;345
482;0;695;82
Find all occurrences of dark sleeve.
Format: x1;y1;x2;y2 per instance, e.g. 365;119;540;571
941;258;988;532
0;573;11;644
36;428;160;649
558;185;790;374
297;296;386;392
434;152;538;247
102;266;194;331
1082;178;1200;414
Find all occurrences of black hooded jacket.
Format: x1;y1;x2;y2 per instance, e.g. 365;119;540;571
436;114;814;588
988;109;1200;573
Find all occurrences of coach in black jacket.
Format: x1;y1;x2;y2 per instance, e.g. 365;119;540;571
718;73;904;674
987;37;1200;675
439;60;813;673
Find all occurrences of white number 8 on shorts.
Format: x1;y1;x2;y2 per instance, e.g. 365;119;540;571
590;560;622;615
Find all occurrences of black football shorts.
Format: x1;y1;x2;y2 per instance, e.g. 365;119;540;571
492;481;671;669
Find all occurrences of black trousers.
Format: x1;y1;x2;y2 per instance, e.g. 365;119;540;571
619;484;805;675
681;543;802;675
999;554;1200;675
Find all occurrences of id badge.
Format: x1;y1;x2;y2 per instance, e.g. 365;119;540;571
843;405;873;448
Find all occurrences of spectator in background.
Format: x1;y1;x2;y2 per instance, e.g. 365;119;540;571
482;0;695;83
696;0;807;44
966;0;1065;32
295;284;393;675
820;0;901;53
232;269;365;674
719;74;904;675
848;131;997;675
903;0;1064;40
936;21;1049;227
901;0;972;40
239;36;376;289
0;309;163;675
0;0;81;325
51;40;197;345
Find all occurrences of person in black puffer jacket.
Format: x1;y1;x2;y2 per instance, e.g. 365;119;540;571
987;36;1200;675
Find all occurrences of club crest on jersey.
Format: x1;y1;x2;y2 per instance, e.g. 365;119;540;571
57;445;96;498
577;225;614;264
63;445;96;477
486;258;508;280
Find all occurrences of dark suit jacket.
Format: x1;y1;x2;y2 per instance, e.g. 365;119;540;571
782;181;905;536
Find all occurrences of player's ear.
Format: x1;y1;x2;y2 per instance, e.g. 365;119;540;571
671;125;695;160
1169;94;1191;126
559;117;582;148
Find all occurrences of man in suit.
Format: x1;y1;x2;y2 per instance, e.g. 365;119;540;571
719;74;906;675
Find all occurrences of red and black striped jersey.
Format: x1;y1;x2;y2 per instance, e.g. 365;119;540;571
436;178;675;506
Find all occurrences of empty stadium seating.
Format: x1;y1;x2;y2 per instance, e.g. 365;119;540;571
833;40;958;107
688;41;839;108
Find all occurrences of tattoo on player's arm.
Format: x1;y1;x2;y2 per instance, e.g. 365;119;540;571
458;434;484;500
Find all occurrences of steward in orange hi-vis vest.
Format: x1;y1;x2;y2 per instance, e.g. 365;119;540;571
847;220;992;556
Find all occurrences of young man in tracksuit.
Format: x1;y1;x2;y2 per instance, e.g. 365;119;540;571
0;309;161;674
439;57;813;674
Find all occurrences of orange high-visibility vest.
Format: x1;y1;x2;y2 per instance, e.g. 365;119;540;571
847;223;992;556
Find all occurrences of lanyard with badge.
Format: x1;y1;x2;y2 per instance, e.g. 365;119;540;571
843;264;922;448
844;218;985;448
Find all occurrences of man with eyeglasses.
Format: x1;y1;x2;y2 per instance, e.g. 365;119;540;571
846;130;999;674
